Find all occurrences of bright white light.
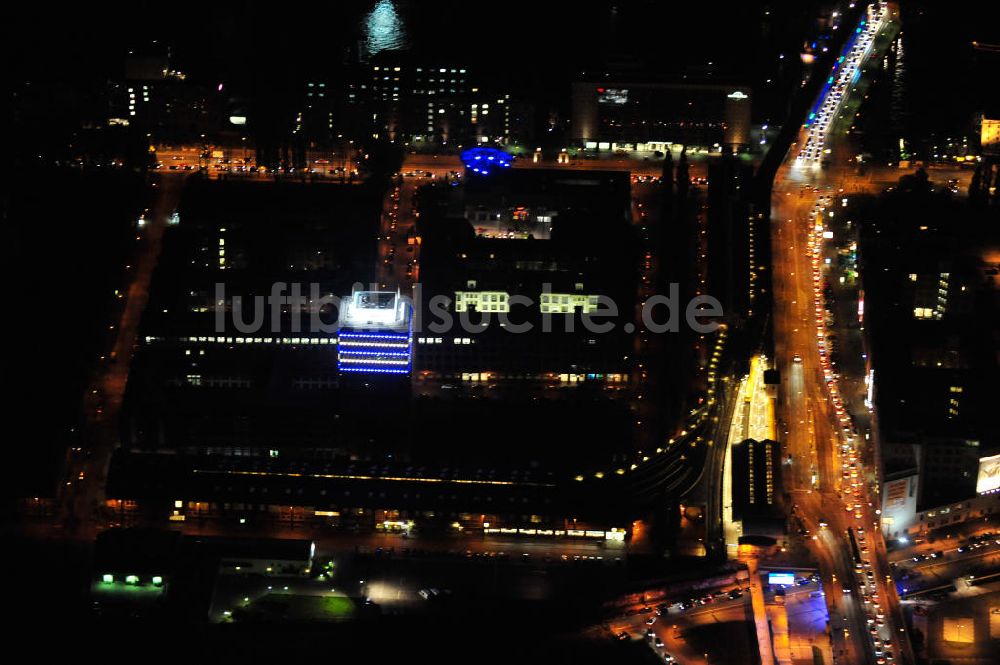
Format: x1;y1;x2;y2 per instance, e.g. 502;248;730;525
977;454;1000;494
340;290;408;329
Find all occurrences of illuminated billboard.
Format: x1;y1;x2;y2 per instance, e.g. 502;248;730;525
597;88;629;105
768;572;795;586
977;454;1000;494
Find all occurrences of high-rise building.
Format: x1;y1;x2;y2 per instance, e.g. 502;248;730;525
337;289;413;376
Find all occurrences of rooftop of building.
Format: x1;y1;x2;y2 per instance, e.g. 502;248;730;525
339;290;410;330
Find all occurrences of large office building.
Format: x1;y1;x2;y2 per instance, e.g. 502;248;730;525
120;178;381;455
571;77;753;153
105;175;633;535
365;50;528;148
414;166;637;386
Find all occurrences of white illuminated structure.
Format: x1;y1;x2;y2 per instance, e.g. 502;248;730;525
341;290;408;328
337;289;413;376
977;454;1000;495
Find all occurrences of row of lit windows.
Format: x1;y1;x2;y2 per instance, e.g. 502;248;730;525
373;66;467;74
913;307;940;320
455;291;511;313
540;293;601;315
416;337;475;345
146;336;338;346
185;374;251;388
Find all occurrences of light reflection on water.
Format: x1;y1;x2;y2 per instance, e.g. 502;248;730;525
363;0;408;58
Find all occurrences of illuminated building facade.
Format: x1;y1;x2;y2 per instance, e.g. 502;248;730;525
337;289;413;376
571;78;753;153
880;466;1000;541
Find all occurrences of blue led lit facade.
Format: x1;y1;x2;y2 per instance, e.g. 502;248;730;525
336;290;413;376
460;147;513;176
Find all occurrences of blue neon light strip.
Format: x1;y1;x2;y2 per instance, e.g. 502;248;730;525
339;350;411;357
339;332;409;338
339;366;410;375
338;342;409;350
339;358;409;365
338;332;410;341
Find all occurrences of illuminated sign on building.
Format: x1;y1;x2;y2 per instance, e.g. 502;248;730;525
768;572;795;586
727;90;749;100
976;454;1000;494
597;88;629;105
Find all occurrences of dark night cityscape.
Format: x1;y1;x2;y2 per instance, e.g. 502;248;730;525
5;1;1000;662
